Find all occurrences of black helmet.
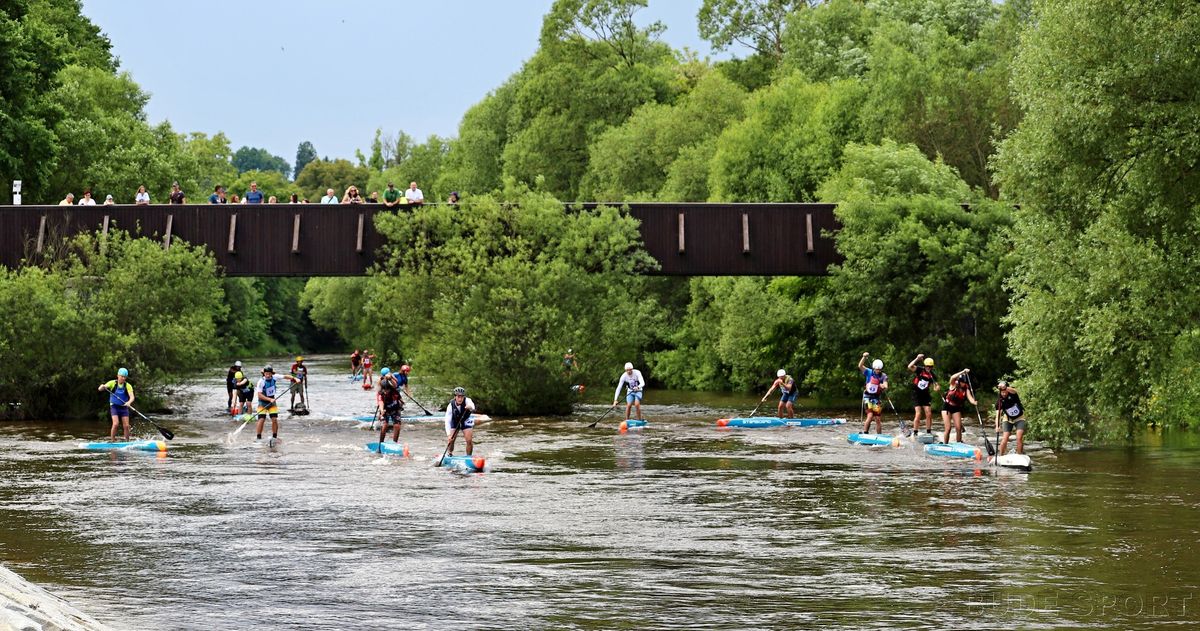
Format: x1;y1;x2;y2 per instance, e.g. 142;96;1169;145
263;365;274;373
452;387;466;396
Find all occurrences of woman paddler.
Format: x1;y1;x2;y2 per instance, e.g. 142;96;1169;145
940;369;976;444
376;368;405;448
98;367;134;441
907;354;940;436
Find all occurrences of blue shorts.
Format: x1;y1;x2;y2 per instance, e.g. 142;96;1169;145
445;416;476;433
780;390;798;404
626;391;643;404
109;405;129;418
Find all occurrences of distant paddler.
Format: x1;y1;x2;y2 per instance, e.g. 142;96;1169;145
233;370;254;416
563;349;578;373
994;381;1027;456
255;365;300;442
444;386;476;457
907;354;940;436
226;360;242;415
350;350;362;379
375;368;405;449
98;367;134;441
858;353;888;434
289;356;308;411
613;362;645;421
395;364;412;397
362;350;375;389
940;369;976;444
762;369;798;419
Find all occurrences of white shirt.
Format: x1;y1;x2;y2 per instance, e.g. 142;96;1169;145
405;188;424;203
135;192;150;204
444;397;476;433
78;197;96;206
321;195;339;204
614;369;645;400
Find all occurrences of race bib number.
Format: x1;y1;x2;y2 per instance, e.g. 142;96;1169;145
917;379;929;391
866;383;879;394
1005;404;1022;418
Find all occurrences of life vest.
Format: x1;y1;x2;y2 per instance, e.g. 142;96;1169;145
944;380;968;406
912;367;935;391
380;384;403;412
998;392;1025;419
448;399;472;429
259;377;277;398
781;375;794;393
863;371;885;397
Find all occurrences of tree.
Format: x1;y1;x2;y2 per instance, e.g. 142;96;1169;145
541;0;665;70
293;158;370;202
780;0;877;81
698;0;810;60
368;135;449;203
293;141;317;182
232;146;290;178
994;0;1200;442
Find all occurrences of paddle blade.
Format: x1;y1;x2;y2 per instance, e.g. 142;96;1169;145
158;426;175;441
983;436;996;457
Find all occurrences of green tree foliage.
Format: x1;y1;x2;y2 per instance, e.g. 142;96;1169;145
231;146;291;179
708;74;868;201
698;0;805;59
177;132;238;201
227;170;298;202
0;231;225;418
367;185;659;414
994;0;1200;442
293;141;318;182
780;0;876;82
437;82;516;195
293;158;371;202
299;278;371;348
810;141;1014;397
367;135;449;202
216;278;271;355
580;70;748;201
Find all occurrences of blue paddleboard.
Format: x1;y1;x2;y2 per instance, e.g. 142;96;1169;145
924;442;982;459
80;440;167;452
847;433;897;446
436;455;485;472
619;419;648;430
365;442;410;456
717;417;845;429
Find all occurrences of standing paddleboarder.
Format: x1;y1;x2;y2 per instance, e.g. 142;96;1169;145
350;350;362;379
98;367;134;441
290;356;308;412
362;351;374;389
858;353;888;434
444;386;476;456
395;364;412;397
255;365;300;443
233;370;254;416
613;362;645;421
940;369;976;444
376;368;405;449
226;361;242;415
994;381;1027;456
907;354;940;436
762;369;798;419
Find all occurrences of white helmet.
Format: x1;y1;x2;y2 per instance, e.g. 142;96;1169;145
777;369;786;377
624;362;634;370
871;359;883;370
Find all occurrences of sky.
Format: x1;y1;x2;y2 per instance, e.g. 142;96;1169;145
80;0;730;168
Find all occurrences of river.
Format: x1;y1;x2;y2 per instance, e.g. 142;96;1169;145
0;355;1197;630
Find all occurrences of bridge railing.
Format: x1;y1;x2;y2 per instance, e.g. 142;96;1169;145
0;203;840;276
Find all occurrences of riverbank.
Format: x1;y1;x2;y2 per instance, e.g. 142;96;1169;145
0;564;110;631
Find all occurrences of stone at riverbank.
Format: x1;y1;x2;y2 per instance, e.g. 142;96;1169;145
0;565;110;631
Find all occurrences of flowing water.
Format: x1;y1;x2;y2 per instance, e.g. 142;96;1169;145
0;355;1197;630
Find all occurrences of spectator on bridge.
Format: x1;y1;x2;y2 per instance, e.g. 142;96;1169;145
78;189;97;206
245;181;264;204
209;186;227;204
169;182;186;204
59;193;74;206
367;191;380;204
383;182;402;208
321;188;339;204
405;181;424;207
103;194;115;206
134;185;150;205
230;193;242;204
268;196;278;204
447;191;460;206
289;193;299;204
342;186;363;204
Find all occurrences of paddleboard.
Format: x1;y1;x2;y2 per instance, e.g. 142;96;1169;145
717;417;846;429
992;453;1033;472
847;433;900;446
80;439;167;452
365;442;410;457
924;442;983;459
339;413;491;424
916;432;937;444
619;419;648;432
436;455;485;472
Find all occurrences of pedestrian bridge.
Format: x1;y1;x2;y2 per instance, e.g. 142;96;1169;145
0;203;840;276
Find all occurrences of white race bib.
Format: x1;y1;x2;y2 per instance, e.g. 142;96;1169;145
1006;404;1022;418
917;379;929;391
866;383;879;394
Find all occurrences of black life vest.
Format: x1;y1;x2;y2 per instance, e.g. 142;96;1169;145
380;384;403;412
944;380;968;406
912;367;936;391
997;391;1025;419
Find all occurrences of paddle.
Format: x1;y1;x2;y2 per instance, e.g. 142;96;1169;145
964;374;996;458
588;403;618;429
374;408;384;453
435;426;460;467
747;394;769;419
401;390;434;416
126;404;175;441
884;393;911;437
226;381;297;444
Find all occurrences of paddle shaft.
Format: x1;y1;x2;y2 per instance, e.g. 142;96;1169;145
436;426;460;466
884;393;910;436
106;386;173;440
964;374;996;458
588;403;618;429
401;389;434;416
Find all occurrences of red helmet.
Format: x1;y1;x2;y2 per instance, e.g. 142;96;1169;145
400;364;411;374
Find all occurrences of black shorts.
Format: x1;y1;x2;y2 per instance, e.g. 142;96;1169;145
381;411;402;426
943;403;963;415
238;390;253;402
912;390;933;407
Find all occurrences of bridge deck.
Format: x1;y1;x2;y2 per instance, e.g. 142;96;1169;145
0;203;840;276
